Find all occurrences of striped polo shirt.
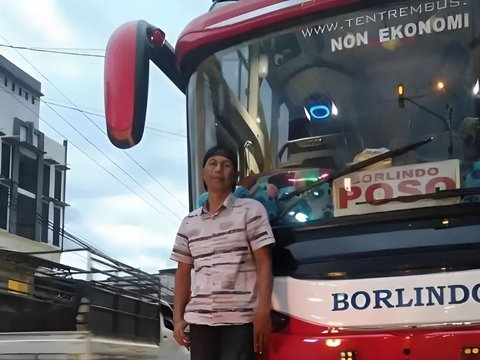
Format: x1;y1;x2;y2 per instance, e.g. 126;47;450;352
170;193;275;326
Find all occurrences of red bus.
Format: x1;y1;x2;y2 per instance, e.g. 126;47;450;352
104;0;480;358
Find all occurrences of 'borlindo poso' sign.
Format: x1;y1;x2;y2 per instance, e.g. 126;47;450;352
301;0;472;53
332;159;460;217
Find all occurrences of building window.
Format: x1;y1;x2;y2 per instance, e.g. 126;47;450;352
41;202;49;243
31;97;35;105
18;88;22;96
54;169;62;200
11;82;15;92
43;165;50;197
19;153;38;194
0;185;8;230
16;193;36;240
1;144;11;178
25;91;29;101
19;126;27;142
53;206;61;247
3;77;7;87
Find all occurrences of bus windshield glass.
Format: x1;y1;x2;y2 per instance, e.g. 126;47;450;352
187;0;480;225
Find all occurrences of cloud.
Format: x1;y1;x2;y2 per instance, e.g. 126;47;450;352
64;190;188;270
0;0;211;273
121;252;173;273
59;249;172;278
67;192;185;228
2;0;78;45
91;223;174;250
65;135;190;210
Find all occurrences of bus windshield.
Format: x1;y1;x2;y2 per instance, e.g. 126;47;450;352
187;0;480;225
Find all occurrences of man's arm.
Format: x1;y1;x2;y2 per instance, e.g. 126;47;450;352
254;246;273;313
253;245;273;354
173;261;192;347
245;199;276;354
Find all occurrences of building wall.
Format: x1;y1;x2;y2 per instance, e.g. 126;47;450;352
0;64;41;130
0;83;40;133
0;55;67;260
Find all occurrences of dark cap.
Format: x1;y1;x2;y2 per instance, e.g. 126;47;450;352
202;145;238;170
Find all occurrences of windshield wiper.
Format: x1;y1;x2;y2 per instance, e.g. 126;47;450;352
279;136;434;201
357;187;480;205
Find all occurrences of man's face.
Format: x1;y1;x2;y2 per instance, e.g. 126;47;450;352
202;155;235;193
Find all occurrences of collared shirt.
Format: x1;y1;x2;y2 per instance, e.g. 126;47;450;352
170;193;275;326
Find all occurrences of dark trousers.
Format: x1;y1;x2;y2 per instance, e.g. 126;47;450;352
190;323;254;360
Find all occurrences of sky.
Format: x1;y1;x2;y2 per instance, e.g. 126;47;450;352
0;0;212;273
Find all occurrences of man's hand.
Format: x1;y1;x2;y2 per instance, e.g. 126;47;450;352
173;320;190;349
173;262;192;349
253;309;271;354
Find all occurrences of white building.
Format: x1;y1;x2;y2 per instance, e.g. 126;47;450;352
0;54;67;262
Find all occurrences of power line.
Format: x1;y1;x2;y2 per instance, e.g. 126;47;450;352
0;35;187;211
6;193;163;280
0;86;181;227
9;191;114;259
44;101;187;215
40;100;187;210
0;43;104;57
43;99;184;218
3;86;181;226
0;33;186;216
43;100;186;138
145;125;186;138
1;36;188;211
25;46;104;51
42;100;105;117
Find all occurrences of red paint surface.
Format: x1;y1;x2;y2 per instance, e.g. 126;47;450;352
104;21;138;146
175;0;363;71
266;316;480;359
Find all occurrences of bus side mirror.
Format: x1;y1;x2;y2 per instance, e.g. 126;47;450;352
104;20;155;148
104;20;186;149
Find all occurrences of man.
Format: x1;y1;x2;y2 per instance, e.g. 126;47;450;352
170;145;275;360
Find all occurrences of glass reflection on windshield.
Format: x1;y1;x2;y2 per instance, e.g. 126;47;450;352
188;0;480;224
